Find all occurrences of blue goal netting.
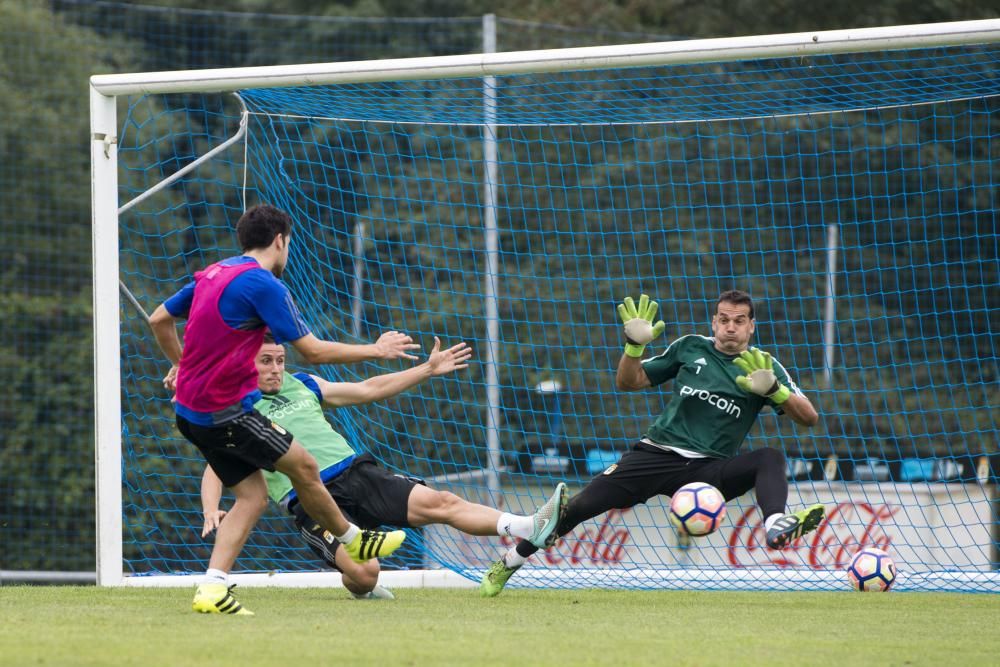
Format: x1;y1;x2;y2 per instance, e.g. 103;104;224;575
115;41;1000;591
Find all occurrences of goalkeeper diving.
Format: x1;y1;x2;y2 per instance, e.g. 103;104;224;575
481;289;822;597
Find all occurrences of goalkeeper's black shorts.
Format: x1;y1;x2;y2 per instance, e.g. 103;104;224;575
586;441;784;508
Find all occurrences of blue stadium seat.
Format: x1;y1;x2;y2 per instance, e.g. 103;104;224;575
586;449;620;475
900;458;935;482
899;458;966;482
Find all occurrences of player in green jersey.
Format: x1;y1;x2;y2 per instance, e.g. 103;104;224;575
201;335;568;599
480;289;822;597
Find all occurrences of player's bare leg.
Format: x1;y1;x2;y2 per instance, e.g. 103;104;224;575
406;483;567;547
193;472;267;615
331;549;393;599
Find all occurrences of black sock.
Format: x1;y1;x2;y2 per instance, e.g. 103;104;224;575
515;539;538;559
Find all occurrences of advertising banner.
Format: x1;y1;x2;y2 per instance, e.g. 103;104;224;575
424;482;995;573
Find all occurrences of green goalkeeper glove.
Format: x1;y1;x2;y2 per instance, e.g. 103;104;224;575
732;348;791;405
617;294;665;358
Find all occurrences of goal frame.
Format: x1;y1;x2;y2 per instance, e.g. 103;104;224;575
91;18;1000;588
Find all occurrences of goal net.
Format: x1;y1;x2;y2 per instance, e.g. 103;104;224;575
92;20;1000;592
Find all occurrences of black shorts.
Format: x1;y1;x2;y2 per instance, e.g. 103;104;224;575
176;409;293;487
290;454;422;568
587;442;755;507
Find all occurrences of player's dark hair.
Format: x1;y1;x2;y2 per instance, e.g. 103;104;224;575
262;331;276;345
717;289;755;319
236;205;293;251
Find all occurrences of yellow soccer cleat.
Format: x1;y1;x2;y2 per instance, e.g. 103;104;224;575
192;583;254;616
480;558;520;598
342;529;406;562
766;504;825;550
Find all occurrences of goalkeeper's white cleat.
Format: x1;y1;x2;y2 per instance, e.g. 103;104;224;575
527;482;569;549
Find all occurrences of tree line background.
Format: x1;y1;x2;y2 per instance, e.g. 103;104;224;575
1;0;996;574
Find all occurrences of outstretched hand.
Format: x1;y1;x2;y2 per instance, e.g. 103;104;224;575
617;294;666;358
732;347;790;404
374;330;421;361
426;337;473;376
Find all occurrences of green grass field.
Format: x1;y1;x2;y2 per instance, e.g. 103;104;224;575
1;586;998;666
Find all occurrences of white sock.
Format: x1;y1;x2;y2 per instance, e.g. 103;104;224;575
204;568;228;585
503;549;527;569
764;513;784;532
336;523;361;545
496;512;534;539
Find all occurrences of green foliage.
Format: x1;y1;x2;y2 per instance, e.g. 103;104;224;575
0;3;121;291
0;1;130;570
0;285;94;569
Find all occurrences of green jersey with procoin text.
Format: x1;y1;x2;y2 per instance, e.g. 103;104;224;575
640;335;801;458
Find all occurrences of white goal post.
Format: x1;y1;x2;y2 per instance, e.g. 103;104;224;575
91;19;1000;590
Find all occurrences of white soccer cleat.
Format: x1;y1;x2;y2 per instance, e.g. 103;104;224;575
527;482;569;549
352;584;395;600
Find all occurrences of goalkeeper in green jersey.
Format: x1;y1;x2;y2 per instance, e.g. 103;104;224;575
201;335;568;599
481;289;822;597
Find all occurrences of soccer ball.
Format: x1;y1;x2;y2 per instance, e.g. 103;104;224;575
669;482;726;536
846;547;897;592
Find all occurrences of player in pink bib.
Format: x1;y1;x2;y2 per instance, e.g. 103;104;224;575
173;260;265;415
149;204;420;615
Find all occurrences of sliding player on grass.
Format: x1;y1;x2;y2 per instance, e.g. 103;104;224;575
481;289;822;596
202;335;568;598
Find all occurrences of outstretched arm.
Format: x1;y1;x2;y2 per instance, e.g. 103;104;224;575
614;294;663;391
200;466;228;537
316;337;472;408
779;392;819;427
289;330;421;365
616;354;652;391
